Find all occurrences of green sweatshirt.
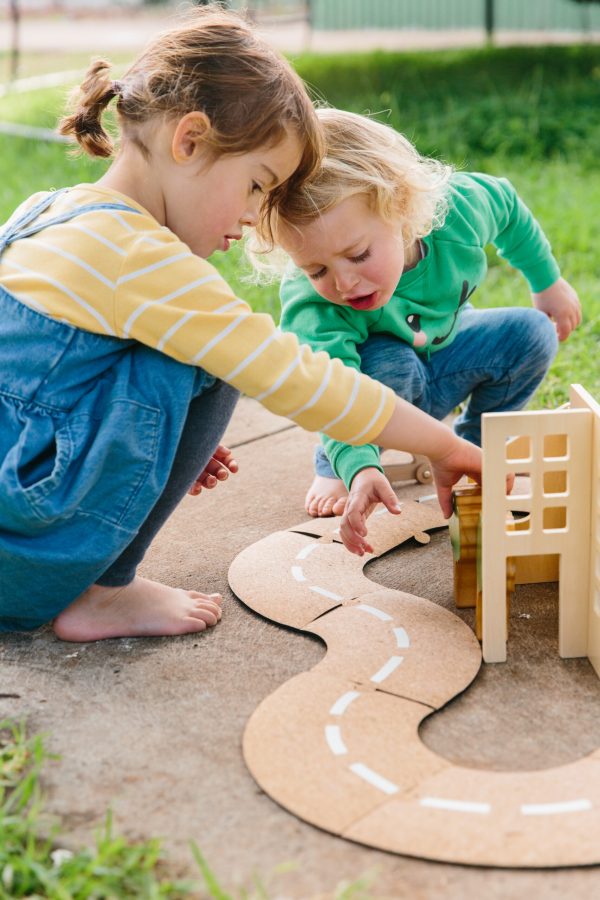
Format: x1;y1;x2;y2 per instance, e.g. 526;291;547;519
279;172;561;489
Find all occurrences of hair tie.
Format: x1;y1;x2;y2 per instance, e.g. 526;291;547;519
111;80;124;97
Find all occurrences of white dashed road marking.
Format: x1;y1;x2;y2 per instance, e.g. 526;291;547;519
370;656;404;683
421;797;491;814
350;763;399;795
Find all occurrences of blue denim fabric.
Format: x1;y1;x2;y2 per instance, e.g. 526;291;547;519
0;190;238;630
314;304;558;477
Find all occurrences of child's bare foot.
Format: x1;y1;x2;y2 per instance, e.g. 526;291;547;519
305;475;348;517
52;576;223;642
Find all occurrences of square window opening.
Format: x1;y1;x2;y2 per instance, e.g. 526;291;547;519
506;472;531;503
543;506;567;531
506;511;531;535
543;470;568;495
506;435;531;464
543;434;568;460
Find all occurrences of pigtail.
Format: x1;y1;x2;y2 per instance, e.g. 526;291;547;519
58;60;120;158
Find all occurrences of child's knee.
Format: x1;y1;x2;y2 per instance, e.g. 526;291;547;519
527;308;559;368
359;334;426;402
511;308;558;370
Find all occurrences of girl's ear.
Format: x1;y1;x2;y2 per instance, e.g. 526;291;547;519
171;111;212;164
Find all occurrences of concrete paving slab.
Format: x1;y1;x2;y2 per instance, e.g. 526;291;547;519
1;399;600;896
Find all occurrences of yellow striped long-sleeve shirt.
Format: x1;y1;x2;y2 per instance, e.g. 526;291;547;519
0;185;395;445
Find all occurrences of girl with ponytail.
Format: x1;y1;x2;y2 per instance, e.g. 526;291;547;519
0;7;482;641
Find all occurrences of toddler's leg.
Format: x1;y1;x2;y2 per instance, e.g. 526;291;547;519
305;336;428;517
428;307;558;445
53;380;239;642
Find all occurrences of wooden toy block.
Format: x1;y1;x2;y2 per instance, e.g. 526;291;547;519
450;482;482;609
451;483;513;640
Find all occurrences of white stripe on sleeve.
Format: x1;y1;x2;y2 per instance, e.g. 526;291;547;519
285;361;333;420
117;250;191;285
66;223;127;256
319;368;360;433
190;313;249;364
122;273;222;337
254;354;301;403
346;383;388;443
157;310;198;352
3;259;115;334
224;329;279;382
25;239;116;289
103;209;136;232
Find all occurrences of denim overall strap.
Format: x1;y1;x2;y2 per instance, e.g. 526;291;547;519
0;188;141;253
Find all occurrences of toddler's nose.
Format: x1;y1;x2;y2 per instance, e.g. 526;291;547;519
336;271;360;296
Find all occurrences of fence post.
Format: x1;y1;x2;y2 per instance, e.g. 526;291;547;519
304;0;313;51
484;0;495;45
9;0;20;81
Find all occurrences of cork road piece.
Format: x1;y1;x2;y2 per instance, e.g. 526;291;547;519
229;499;600;867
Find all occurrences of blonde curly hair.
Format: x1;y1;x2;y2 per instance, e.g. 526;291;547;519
251;107;453;277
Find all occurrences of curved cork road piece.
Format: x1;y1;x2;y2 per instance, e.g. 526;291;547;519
228;499;600;868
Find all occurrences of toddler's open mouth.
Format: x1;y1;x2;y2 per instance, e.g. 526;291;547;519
347;292;378;311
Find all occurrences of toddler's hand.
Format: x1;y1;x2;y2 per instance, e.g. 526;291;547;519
340;468;401;556
189;444;239;497
532;277;581;341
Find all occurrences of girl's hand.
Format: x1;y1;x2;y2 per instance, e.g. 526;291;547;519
532;277;582;341
188;444;239;497
431;438;483;518
340;467;401;556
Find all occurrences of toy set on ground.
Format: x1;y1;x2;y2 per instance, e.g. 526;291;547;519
229;385;600;868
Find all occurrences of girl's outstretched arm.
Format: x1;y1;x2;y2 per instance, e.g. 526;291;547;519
340;398;483;555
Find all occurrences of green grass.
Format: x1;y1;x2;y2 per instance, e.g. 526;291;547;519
0;43;598;406
0;720;197;898
0;720;375;898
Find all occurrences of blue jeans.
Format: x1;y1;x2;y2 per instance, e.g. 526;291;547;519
315;305;558;478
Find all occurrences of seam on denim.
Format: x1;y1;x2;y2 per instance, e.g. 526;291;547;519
0;391;68;415
114;406;161;527
73;508;137;532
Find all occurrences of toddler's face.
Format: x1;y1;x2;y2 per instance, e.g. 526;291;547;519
280;195;406;311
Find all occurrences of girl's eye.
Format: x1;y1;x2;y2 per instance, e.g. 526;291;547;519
308;267;327;281
251;182;264;194
350;249;371;264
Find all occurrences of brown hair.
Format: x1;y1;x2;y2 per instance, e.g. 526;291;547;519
58;6;322;213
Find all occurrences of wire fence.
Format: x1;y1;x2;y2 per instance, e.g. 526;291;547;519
230;0;600;33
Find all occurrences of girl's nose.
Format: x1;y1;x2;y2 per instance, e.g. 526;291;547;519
240;208;257;228
240;194;261;228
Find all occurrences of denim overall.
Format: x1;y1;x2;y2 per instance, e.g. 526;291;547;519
0;189;231;631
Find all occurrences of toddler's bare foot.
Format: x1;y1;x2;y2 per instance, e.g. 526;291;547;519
305;475;348;517
52;576;223;642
